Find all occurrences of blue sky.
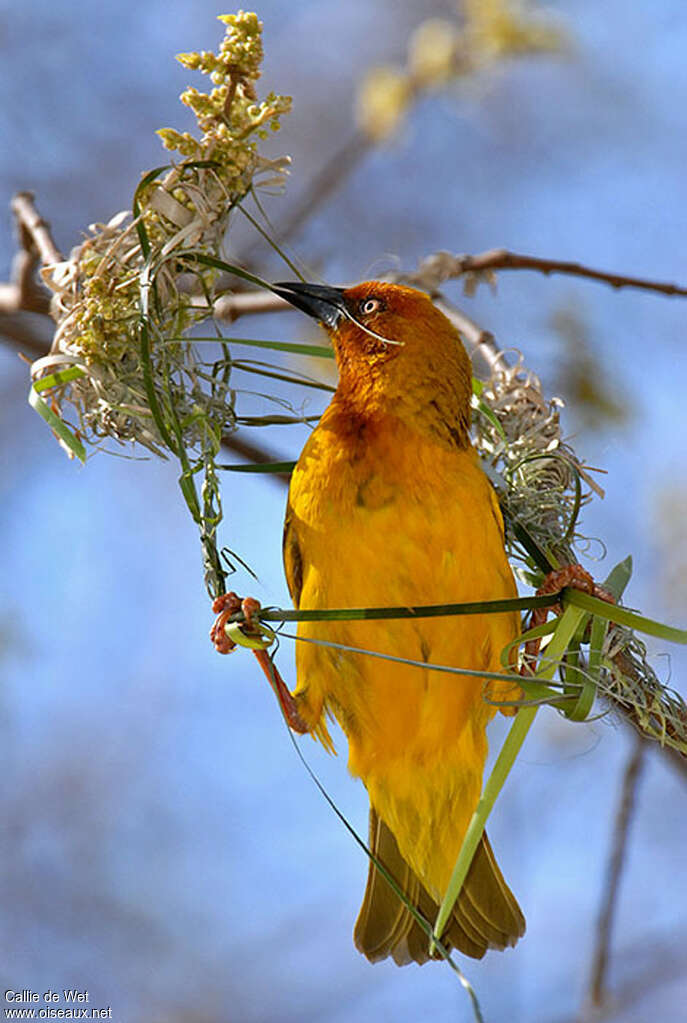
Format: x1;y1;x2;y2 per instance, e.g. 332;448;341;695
1;2;686;1020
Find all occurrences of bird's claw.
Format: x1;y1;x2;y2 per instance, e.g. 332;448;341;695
209;593;309;734
523;564;615;672
210;591;264;654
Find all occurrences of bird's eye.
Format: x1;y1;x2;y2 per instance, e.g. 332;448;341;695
360;297;382;316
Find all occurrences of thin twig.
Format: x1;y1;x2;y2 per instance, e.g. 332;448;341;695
404;249;687;300
240;131;370;260
210;131;369;294
582;734;646;1019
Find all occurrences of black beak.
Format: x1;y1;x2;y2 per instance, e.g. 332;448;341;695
271;281;347;329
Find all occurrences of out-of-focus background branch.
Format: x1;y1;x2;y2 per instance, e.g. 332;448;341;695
2;2;686;1022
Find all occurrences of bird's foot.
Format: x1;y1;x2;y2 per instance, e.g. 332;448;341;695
210;591;241;653
209;593;310;734
523;564;615;672
210;592;265;653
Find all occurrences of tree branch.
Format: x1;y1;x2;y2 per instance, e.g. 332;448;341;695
433;296;503;373
581;735;646;1019
211;289;289;320
558;926;687;1023
404;249;687;300
0;312;52;358
10;190;64;265
0;192;62;320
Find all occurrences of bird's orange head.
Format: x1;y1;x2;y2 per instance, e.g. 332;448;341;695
272;280;473;441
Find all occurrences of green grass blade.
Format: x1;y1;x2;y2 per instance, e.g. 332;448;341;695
602;555;633;599
285;729;483;1020
231;360;335;392
567;615;605;721
259;594;559;624
235;415;321;426
137;313;177;454
133;164;171;259
28;387;86;462
284;629;534;686
563;588;687;644
431;604;587;953
475;397;507;440
499;619;558;667
237;200;304;280
281;632;575;715
472;378;506;440
179;251;274;291
259;655;482;1017
218;461;296;474
32;366;86;391
178;336;335;358
506;515;558;575
563;556;633;722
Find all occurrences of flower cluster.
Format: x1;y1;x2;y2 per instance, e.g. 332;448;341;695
33;12;291;457
157;11;291;195
356;0;565;140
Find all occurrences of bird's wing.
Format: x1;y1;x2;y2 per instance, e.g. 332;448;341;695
282;502;304;608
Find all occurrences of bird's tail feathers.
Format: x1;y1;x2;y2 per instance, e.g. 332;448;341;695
354;808;525;965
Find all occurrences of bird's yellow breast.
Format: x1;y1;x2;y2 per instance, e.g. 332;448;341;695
287;402;518;748
285;401;520;894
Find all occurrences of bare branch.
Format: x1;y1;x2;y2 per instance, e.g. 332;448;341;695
404;249;687;300
212;289;289;321
582;735;646;1019
0;312;52;358
10;191;64;265
433;296;503;373
557;926;687;1023
0;191;63;322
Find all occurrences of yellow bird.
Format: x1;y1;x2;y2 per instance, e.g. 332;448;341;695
270;280;525;964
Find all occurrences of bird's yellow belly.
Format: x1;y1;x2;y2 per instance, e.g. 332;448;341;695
290;433;519;896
